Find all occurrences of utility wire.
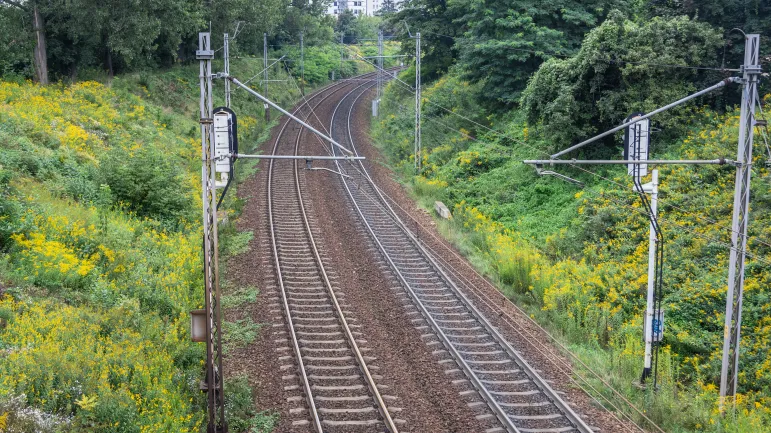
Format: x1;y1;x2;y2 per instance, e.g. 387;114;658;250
387;94;771;265
294;39;770;430
367;54;771;252
323;80;657;433
241;52;768;429
299;74;656;431
415;29;740;72
274;72;672;432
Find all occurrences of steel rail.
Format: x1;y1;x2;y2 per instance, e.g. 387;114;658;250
331;85;594;433
328;86;522;432
267;72;398;433
267;78;352;433
290;77;400;433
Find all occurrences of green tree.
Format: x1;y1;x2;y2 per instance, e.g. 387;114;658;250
279;0;335;45
352;15;381;41
645;0;771;87
378;0;396;15
207;0;286;57
450;0;628;105
0;0;202;80
389;0;463;81
0;4;34;78
336;9;357;42
0;0;49;84
521;11;723;151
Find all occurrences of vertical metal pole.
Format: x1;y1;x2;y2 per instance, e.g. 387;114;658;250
719;33;760;409
197;32;227;433
414;32;421;172
340;33;344;79
377;30;383;100
642;169;658;382
224;33;231;108
264;33;270;122
300;32;305;95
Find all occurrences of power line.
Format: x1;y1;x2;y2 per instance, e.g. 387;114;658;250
373;57;771;251
414;29;739;72
328;53;771;269
323;81;659;433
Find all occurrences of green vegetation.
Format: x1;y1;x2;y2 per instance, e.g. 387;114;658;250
225;376;278;433
221;285;259;309
0;51;342;431
222;230;255;258
223;318;262;354
377;2;771;431
0;1;397;85
0;76;205;433
0;0;396;430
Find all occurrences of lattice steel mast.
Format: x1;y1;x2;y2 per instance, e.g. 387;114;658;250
720;33;761;407
197;32;227;433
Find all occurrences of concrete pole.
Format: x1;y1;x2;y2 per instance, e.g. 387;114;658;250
224;33;231;108
377;29;383;100
414;32;421;172
340;33;344;79
264;33;270;122
642;169;659;382
300;32;305;95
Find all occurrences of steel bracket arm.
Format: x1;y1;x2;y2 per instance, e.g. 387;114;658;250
226;75;355;155
550;77;742;160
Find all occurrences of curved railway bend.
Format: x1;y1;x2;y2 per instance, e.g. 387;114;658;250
227;71;636;433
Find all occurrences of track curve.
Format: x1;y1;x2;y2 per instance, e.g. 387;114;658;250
267;74;400;433
324;78;596;433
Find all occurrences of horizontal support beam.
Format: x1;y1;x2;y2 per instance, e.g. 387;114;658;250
236;154;365;160
361;55;411;59
525;158;737;166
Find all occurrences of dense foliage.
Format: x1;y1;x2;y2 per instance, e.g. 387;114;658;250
374;62;771;433
451;0;626;104
375;1;771;431
0;55;325;431
0;0;369;82
0;79;205;433
390;0;769;107
521;11;724;149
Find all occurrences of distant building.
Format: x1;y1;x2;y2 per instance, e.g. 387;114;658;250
327;0;400;17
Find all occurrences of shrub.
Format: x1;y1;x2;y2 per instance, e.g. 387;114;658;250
0;297;203;433
100;145;195;227
225;375;278;433
223;318;261;354
521;11;724;150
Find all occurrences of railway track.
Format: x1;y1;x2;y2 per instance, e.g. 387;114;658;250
326;79;596;433
267;74;401;432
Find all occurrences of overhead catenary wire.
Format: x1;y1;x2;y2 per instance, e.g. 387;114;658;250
372;78;771;268
336;40;770;253
326;80;657;433
412;29;741;72
358;51;771;252
231;43;767;429
278;64;696;432
281;66;653;431
289;33;771;427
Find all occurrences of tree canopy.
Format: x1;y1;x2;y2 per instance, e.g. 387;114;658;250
520;11;724;150
0;0;340;82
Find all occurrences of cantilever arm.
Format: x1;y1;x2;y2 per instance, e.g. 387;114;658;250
550;77;741;159
228;76;355;155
